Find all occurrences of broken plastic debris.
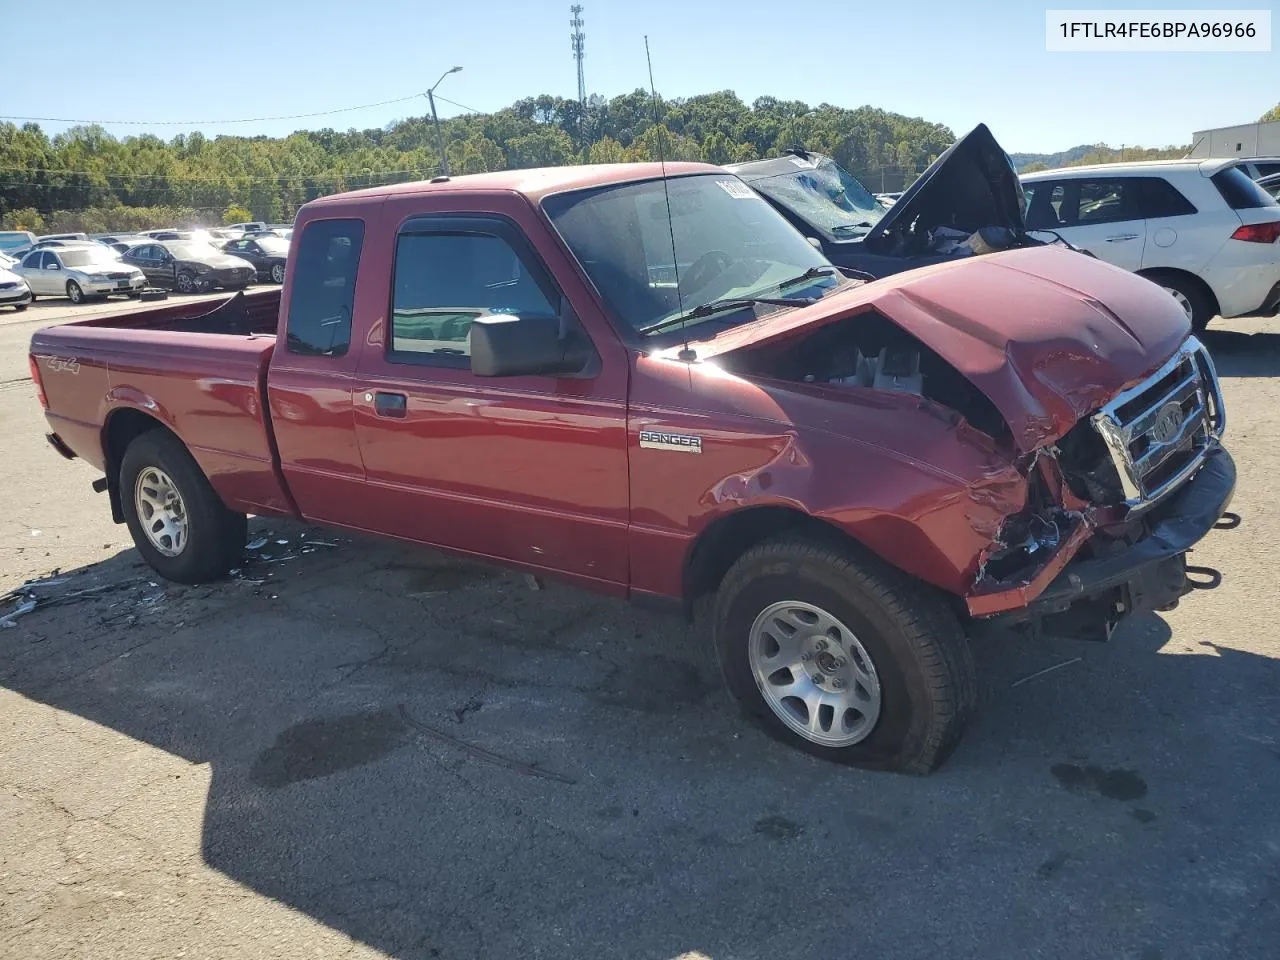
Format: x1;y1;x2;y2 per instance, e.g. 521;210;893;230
275;539;289;545
245;536;269;550
30;530;41;538
0;598;38;628
22;574;69;588
302;540;339;548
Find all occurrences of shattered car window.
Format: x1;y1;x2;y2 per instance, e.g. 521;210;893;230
744;157;886;240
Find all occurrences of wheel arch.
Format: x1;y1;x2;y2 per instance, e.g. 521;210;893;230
101;408;179;523
682;506;861;619
1136;267;1220;319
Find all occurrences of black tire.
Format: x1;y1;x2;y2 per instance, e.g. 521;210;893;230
1145;270;1215;333
175;271;197;294
66;280;83;304
119;429;247;584
713;537;976;773
14;304;27;312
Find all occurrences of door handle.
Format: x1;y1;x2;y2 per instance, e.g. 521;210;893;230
372;391;407;418
1105;234;1140;242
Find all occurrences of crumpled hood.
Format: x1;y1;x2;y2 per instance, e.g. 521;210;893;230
684;245;1191;452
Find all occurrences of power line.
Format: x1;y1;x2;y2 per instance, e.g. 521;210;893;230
0;165;432;182
432;94;484;114
0;92;431;127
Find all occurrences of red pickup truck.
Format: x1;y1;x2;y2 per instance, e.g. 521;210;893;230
29;163;1234;772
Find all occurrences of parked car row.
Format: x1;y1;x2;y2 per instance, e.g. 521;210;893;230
0;224;293;308
728;130;1280;332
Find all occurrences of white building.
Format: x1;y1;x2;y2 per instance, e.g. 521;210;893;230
1188;120;1280;159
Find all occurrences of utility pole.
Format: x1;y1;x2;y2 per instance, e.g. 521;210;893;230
427;66;462;177
570;5;586;156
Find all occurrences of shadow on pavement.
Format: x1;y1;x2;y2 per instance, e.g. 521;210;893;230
1202;325;1280;378
3;526;1280;959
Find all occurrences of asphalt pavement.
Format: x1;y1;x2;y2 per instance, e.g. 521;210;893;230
2;298;1279;959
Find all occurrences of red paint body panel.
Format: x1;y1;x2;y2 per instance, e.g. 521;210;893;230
28;164;1199;616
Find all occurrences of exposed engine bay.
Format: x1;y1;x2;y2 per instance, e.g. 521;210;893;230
724;310;1011;441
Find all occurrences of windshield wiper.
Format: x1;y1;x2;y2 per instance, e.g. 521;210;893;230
776;266;837;289
831;222;875;236
639;295;815;335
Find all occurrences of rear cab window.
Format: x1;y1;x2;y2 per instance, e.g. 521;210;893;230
285;218;365;356
1212;167;1278;210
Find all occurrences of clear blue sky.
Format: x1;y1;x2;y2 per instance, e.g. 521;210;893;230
3;0;1274;153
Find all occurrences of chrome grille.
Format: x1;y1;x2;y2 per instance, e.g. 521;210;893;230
1091;336;1225;511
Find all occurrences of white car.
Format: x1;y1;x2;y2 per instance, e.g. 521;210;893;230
1022;159;1280;331
0;259;32;311
12;245;146;304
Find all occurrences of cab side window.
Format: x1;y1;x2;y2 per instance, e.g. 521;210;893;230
388;230;557;367
285;218;365;357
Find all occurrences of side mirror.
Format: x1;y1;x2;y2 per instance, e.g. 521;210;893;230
45;262;60;270
470;314;594;378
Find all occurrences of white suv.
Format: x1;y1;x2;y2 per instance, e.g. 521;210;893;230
1021;159;1280;331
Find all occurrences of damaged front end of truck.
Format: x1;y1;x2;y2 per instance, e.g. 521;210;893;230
700;245;1235;639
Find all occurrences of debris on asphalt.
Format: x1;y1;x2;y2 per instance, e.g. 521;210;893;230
0;598;38;628
1011;656;1082;688
245;536;270;551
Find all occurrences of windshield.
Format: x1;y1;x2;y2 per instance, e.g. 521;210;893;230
167;242;221;260
254;237;289;255
543;173;835;337
746;157;885;240
60;248;122;268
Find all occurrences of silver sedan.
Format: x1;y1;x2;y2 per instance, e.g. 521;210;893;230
11;245;146;303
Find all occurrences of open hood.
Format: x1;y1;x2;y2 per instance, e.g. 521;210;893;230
865;123;1026;248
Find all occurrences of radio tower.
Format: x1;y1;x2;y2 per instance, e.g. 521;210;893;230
570;5;587;154
570;6;586;106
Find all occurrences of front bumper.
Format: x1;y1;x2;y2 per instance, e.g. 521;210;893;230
83;276;145;295
0;286;31;306
981;446;1235;630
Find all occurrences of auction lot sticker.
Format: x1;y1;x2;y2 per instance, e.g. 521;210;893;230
1046;9;1271;51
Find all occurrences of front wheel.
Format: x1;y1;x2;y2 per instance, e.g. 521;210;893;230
119;429;247;584
175;271;197;294
66;280;84;304
13;304;27;312
713;538;976;773
270;263;285;284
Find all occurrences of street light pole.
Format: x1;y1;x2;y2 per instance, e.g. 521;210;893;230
427;66;462;177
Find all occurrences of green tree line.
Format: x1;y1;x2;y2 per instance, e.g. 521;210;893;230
1;88;1195;232
1;90;956;231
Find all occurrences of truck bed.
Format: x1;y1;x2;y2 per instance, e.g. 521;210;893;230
65;287;281;336
31;287;293;518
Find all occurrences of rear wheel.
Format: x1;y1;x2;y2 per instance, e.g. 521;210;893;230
1145;270;1215;333
119;429;247;584
713;537;976;773
66;280;83;304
